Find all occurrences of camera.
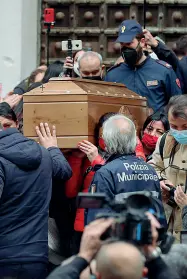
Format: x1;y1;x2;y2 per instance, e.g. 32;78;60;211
62;39;83;77
77;192;175;253
165;184;177;207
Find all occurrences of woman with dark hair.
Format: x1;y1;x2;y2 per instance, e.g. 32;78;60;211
42;60;64;83
141;110;170;161
0;102;18;129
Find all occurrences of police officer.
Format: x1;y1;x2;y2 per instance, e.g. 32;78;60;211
86;114;166;225
105;20;182;112
143;29;185;93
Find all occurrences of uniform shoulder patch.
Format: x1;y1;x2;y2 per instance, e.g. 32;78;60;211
155;60;172;68
107;63;123;73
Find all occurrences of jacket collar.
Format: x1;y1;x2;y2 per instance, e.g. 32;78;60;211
122;56;150;70
134;56;150;69
0;128;20;140
105;153;136;163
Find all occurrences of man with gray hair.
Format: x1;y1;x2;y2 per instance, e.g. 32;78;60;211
86;114;165;225
78;51;105;80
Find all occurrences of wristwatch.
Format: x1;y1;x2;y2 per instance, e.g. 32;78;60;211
146;247;162;262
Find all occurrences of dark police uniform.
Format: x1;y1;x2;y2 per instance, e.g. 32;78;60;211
105;56;182;112
151;41;185;93
86;154;166;226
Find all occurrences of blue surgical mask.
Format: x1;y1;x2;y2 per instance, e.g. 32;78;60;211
170;128;187;144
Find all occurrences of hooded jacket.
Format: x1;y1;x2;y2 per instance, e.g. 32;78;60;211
0;128;72;265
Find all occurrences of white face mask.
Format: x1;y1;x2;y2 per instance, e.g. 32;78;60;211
73;62;80;76
150;52;158;60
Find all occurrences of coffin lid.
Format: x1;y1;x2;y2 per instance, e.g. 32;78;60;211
23;78;147;102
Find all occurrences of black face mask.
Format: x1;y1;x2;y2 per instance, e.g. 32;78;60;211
83;76;102;81
121;42;143;68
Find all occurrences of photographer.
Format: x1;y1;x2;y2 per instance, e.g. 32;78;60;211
149;95;187;241
86;114;165;225
63;50;85;77
47;214;176;279
47;218;114;279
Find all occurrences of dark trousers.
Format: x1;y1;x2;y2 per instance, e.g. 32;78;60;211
0;263;47;279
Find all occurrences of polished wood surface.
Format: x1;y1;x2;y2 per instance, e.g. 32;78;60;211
30;136;95;149
23;79;148;148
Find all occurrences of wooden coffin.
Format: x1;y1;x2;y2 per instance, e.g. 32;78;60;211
23;78;148;148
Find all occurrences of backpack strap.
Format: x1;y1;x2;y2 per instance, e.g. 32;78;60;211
78;166;93;193
159;132;169;160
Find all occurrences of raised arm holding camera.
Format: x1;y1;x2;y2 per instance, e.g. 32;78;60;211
47;213;176;279
62;39;85;77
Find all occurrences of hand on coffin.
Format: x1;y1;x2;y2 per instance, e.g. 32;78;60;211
77;140;98;163
35;123;58;149
64;56;74;69
2;93;22;108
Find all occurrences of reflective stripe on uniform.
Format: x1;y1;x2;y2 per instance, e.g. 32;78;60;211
115;190;159;202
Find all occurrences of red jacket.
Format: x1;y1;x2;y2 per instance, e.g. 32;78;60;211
65;138;145;232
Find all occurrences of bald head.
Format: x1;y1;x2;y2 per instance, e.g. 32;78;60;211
113;118;131;131
78;51;104;78
96;242;144;279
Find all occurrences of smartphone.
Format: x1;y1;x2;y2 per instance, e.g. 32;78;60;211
44;8;55;24
77;193;106;209
62;40;82;51
180;231;187;244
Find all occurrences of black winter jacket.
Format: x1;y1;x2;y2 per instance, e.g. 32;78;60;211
0;128;72;265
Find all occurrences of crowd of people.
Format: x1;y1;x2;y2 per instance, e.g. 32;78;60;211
1;18;187;279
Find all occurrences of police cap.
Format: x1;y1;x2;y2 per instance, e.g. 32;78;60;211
116;20;143;43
